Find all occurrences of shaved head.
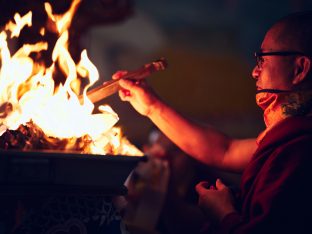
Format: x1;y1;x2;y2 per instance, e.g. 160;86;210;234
269;11;312;53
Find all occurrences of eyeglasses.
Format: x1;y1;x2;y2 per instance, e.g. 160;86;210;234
254;51;309;69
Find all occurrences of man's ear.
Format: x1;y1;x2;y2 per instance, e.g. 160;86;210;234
293;56;311;85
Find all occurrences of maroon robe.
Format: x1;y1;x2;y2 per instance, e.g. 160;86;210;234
217;116;312;234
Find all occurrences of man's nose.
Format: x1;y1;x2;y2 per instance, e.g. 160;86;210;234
251;65;260;80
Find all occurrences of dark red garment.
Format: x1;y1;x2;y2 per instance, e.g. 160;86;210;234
217;116;312;234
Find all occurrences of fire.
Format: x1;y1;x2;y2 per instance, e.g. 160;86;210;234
0;0;143;156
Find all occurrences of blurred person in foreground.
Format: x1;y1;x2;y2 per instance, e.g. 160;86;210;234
112;11;312;234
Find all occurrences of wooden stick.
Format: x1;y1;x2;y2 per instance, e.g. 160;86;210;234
80;58;167;103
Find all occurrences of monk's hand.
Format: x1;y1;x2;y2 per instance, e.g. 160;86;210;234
112;70;159;117
195;179;237;224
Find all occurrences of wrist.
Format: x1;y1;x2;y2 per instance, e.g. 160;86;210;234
145;96;162;118
217;211;242;233
217;208;237;224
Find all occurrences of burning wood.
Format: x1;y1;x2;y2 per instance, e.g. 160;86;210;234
0;121;143;156
0;102;13;118
0;0;143;156
0;121;92;152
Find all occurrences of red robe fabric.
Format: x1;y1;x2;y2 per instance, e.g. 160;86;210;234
217;116;312;234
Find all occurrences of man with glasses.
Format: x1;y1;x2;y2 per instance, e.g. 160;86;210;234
113;11;312;233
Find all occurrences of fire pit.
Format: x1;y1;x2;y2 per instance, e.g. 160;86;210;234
0;150;145;196
0;1;149;233
0;0;145;194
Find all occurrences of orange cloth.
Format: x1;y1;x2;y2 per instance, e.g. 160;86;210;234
255;90;312;144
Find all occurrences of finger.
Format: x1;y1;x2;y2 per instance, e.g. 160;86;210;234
195;181;210;193
112;70;128;80
122;89;131;96
119;79;140;90
119;89;131;101
216;178;226;190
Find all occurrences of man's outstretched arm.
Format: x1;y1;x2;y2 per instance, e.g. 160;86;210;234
116;76;257;172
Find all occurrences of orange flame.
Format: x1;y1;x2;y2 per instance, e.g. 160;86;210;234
0;0;143;156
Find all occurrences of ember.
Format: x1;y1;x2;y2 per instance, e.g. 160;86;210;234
0;121;93;152
0;121;143;155
0;0;143;156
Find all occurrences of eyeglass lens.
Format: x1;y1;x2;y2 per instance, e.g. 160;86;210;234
256;55;264;68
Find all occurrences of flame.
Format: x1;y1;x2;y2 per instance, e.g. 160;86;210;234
45;0;81;34
5;12;32;38
0;0;143;156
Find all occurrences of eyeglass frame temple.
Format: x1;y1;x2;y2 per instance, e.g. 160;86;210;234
254;51;311;68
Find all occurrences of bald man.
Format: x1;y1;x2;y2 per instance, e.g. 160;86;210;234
114;11;312;233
